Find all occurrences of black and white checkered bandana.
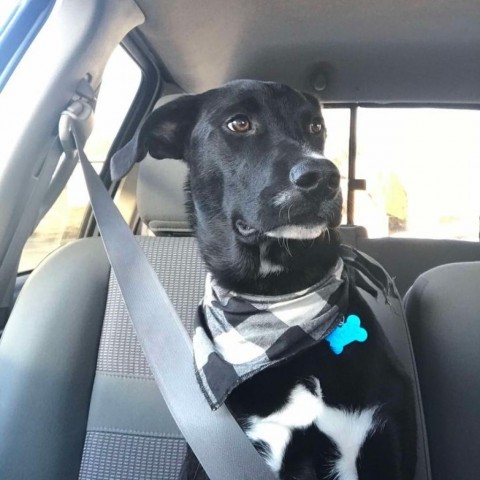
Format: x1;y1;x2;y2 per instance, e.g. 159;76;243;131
193;245;395;409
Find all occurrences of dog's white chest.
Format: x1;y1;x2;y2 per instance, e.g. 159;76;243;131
245;380;378;479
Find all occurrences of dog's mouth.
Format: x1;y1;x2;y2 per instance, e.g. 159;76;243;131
234;192;342;241
264;223;327;240
235;219;327;240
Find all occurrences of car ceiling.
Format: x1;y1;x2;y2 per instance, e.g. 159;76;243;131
135;0;480;103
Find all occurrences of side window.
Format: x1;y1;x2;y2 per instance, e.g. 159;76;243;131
322;107;350;224
19;45;142;272
355;108;480;240
0;0;56;90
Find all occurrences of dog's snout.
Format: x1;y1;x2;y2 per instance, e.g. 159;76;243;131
289;160;340;193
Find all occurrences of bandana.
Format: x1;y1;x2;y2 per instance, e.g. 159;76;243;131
193;245;395;410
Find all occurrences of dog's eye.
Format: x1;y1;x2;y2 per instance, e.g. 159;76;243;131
227;115;252;133
308;119;323;135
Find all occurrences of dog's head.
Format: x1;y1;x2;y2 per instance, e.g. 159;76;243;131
112;80;343;294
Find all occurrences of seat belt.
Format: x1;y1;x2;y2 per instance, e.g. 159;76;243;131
68;120;276;480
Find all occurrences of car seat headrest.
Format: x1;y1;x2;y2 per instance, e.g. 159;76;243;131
136;94;192;234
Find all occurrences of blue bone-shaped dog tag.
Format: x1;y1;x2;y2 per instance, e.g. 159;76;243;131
326;314;368;355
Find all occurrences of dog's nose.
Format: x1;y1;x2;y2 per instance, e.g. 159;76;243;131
289;159;340;193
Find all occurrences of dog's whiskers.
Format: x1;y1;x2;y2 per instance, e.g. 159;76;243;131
287;239;293;257
326;228;331;244
283;238;293;257
320;228;330;244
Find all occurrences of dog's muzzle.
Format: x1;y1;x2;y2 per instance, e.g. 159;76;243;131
235;157;341;241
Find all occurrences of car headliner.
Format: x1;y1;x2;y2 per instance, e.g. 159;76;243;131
135;0;480;103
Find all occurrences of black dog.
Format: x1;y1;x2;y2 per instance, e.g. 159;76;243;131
111;80;416;479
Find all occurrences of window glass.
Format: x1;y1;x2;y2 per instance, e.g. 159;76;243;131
19;46;142;271
0;1;20;31
322;107;350;224
0;0;56;90
355;108;480;240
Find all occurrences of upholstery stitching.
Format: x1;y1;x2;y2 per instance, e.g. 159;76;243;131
88;427;184;439
95;371;154;381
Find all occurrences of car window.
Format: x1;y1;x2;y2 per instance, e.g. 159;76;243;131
323;105;480;241
355;108;480;240
18;45;142;272
322;107;350;224
0;0;56;90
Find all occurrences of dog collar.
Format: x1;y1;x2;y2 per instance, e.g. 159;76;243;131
193;245;395;410
193;259;349;409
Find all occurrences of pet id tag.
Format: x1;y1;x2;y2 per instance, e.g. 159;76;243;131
326;314;368;355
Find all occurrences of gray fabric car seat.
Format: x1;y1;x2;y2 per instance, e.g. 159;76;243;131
0;236;205;479
404;262;480;480
358;237;480;296
0;153;431;480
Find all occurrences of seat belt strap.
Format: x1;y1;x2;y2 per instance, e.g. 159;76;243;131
70;123;275;480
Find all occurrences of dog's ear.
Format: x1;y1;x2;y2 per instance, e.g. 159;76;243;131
110;95;199;181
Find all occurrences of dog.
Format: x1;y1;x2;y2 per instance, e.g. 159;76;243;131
111;80;417;480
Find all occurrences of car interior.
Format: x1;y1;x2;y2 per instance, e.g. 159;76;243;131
0;1;479;479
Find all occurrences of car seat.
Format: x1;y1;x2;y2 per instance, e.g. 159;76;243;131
405;262;480;480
